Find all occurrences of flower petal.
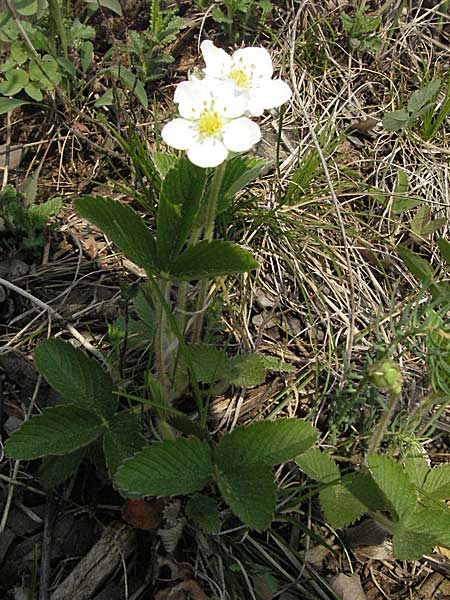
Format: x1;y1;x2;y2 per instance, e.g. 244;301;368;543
187;137;228;168
201;40;232;78
174;79;211;119
222;118;261;152
232;47;273;80
254;79;292;110
162;119;198;150
211;81;247;118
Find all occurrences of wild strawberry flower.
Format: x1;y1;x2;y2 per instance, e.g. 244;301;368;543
161;77;261;168
200;40;292;117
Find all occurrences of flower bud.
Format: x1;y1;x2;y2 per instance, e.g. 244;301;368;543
369;359;402;395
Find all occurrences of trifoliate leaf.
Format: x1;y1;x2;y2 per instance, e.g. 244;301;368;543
422;465;450;500
185;494;221;533
403;454;430;489
393;506;450;560
5;405;103;459
103;411;145;476
39;447;87;489
215;419;317;469
169;240;258;280
157;157;206;270
319;484;367;528
114;437;213;497
35;339;116;419
216;463;275;531
368;455;417;520
295;448;340;483
74;196;158;275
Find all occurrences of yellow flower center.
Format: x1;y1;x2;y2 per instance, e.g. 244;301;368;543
230;68;248;88
198;109;222;137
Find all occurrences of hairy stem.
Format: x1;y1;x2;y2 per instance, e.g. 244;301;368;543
154;278;175;439
192;161;227;344
367;391;400;456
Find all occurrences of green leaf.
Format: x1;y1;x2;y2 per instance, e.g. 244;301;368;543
157;157;207;270
393;506;450;560
28;196;62;220
169;240;258;280
57;57;76;78
5;405;103;459
422;465;450;500
39;447;87;489
382;109;411;132
74;196;158;275
407;80;441;115
397;245;449;300
24;82;43;101
29;56;60;89
185;345;267;386
10;42;28;65
398;245;434;281
295;448;340;483
343;472;388;511
319;484;367;528
217;156;270;213
368;455;417;520
108;66;147;109
94;88;115;107
403;454;429;489
152;152;177;178
35;339;117;418
215;419;317;469
0;97;28;114
261;356;296;373
227;353;267;387
392;168;421;214
185;494;221;533
103;411;145;476
438;238;450;266
13;0;37;15
83;0;122;14
211;6;232;23
81;40;93;73
114;438;213;497
0;68;29;96
216;463;275;531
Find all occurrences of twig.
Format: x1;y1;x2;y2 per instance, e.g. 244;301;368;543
0;276;108;367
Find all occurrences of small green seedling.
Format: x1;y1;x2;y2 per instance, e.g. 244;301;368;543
0;184;61;250
383;79;448;139
340;9;381;53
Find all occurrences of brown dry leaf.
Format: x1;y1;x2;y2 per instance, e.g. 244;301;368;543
0;144;22;170
353;542;394;562
435;545;450;561
121;499;163;530
331;573;367;600
304;544;332;568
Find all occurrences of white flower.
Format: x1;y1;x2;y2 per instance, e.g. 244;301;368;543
161;77;261;168
200;40;292;117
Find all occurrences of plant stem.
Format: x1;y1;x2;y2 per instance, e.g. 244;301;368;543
366;391;400;456
192;162;227;344
154;278;175;439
